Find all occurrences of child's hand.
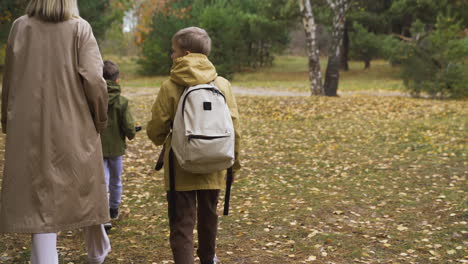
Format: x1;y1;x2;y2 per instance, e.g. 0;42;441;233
135;126;142;132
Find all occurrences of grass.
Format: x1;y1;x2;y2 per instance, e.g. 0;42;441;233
102;55;166;88
99;55;405;94
231;56;404;92
0;56;467;263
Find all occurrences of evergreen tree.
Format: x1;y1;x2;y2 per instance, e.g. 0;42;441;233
396;16;468;98
349;22;383;69
138;0;297;77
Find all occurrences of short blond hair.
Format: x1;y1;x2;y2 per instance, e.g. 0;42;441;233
172;27;211;56
27;0;79;22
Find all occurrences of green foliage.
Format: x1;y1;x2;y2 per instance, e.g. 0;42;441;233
0;0;28;65
387;0;468;35
348;0;394;34
396;16;468;98
138;0;297;77
78;0;130;42
0;0;124;42
348;0;468;36
349;22;385;68
138;11;192;75
0;0;28;47
0;0;127;65
197;2;242;78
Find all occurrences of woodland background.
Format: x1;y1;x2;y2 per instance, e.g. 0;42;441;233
0;0;467;263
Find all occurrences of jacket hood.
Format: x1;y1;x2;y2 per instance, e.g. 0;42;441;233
170;53;218;87
107;80;121;105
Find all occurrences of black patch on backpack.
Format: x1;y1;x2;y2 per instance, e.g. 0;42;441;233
203;102;212;111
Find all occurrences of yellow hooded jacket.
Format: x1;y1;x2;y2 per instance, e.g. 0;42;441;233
147;53;241;191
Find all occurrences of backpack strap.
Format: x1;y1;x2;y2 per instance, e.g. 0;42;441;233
154;145;165;171
169;148;176;221
223;167;233;216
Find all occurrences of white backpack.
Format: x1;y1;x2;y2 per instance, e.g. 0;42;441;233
171;82;235;174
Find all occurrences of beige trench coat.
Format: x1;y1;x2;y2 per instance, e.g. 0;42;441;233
0;15;109;233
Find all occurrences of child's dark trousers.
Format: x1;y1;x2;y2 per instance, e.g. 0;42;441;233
167;190;220;264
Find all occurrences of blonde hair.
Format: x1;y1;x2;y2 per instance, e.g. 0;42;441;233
26;0;79;22
172;27;211;56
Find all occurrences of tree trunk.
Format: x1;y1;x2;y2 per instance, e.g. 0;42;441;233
324;55;341;96
324;0;351;96
340;22;349;71
364;59;370;69
299;0;324;96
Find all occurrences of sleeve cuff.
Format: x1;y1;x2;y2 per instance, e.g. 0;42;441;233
95;120;107;133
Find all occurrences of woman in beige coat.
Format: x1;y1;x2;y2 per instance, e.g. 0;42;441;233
0;0;111;263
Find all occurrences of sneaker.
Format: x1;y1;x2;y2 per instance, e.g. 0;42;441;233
110;208;119;219
104;222;112;233
201;255;219;264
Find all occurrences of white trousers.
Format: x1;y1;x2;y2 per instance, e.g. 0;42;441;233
31;225;111;264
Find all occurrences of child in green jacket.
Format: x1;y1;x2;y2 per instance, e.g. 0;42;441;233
101;60;138;230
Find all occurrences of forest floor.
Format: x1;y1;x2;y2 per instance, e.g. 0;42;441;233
0;57;466;264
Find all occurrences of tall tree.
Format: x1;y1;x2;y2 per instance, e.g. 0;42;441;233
344;0;393;70
349;22;383;69
340;23;349;70
323;0;351;96
299;0;324;95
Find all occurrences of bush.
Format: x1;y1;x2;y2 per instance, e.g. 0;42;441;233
138;12;192;75
137;0;296;77
197;2;249;78
349;22;385;69
395;16;468;99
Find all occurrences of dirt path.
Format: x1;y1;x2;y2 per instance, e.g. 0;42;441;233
231;86;410;97
123;86;410;98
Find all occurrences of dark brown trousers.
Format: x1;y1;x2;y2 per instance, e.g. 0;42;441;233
167;190;220;264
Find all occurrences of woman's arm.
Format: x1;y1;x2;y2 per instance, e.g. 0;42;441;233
77;20;108;133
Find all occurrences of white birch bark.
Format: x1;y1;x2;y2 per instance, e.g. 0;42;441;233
299;0;324;96
324;0;351;96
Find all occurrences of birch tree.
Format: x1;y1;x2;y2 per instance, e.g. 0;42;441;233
299;0;323;95
323;0;351;96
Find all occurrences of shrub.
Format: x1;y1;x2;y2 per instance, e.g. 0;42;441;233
395;16;468;99
137;0;296;77
349;22;385;69
138;12;192;75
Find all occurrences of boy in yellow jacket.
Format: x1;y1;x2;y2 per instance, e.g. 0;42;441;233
146;27;241;264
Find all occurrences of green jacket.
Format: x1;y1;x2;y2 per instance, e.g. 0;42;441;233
147;53;241;191
101;81;136;157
